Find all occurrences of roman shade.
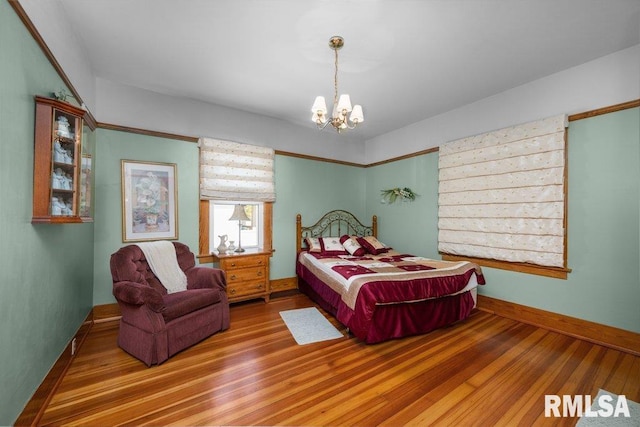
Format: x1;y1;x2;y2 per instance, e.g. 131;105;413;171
198;137;275;202
438;114;568;268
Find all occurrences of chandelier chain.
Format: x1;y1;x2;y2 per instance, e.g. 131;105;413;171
333;46;339;108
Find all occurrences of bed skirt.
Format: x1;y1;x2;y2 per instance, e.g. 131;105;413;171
297;264;476;344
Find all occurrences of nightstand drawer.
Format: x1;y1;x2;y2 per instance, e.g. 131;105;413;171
226;266;266;283
222;255;267;270
228;281;267;298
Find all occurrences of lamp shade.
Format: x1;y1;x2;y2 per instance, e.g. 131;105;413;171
229;204;250;222
311;96;327;115
337;94;352;112
350;105;364;123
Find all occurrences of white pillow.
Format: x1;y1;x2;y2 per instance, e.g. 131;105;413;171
320;237;345;252
341;236;365;256
305;237;321;252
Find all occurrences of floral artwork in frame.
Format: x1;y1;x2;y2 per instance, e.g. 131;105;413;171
121;160;178;242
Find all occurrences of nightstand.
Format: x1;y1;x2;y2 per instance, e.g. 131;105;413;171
214;249;270;303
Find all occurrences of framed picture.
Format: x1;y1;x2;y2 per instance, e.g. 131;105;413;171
121;160;178;242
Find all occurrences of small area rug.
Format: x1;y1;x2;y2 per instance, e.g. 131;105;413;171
576;389;640;427
279;307;344;345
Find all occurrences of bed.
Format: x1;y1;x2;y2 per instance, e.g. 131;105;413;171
296;210;485;344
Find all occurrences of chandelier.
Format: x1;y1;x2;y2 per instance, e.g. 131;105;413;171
311;36;364;133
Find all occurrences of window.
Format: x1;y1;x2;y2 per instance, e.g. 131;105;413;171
199;200;272;260
197;137;275;260
438;114;570;278
209;201;263;251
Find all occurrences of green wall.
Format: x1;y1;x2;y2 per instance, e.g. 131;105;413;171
271;156;366;279
93;136;366;305
92;129;200;304
2;0;638;422
0;2;94;424
364;154;440;257
68;106;640;337
365;109;640;333
479;109;640;332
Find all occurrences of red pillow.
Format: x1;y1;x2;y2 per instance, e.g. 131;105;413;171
340;235;366;256
357;236;390;255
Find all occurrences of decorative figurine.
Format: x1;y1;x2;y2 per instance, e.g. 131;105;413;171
53;89;71;102
51;197;62;215
217;235;228;254
51;197;67;216
64;199;73;216
64;173;73;190
54;140;66;163
56;198;67;215
64;149;73;164
56;116;71;138
52;168;64;189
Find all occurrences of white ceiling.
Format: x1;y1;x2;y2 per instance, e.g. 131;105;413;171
26;0;640;140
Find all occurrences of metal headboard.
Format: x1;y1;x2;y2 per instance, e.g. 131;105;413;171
296;210;377;253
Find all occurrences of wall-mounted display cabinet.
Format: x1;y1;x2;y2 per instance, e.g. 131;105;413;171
32;96;95;223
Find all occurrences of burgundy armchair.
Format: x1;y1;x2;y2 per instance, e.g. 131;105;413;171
110;242;230;366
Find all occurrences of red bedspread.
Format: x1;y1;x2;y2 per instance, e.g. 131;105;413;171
297;250;485;343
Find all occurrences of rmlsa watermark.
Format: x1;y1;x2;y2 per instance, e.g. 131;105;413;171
545;394;631;418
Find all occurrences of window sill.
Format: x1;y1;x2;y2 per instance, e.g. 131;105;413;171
198;248;274;264
440;253;571;279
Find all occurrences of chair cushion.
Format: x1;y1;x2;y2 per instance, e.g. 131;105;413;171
110;242;196;295
161;288;222;322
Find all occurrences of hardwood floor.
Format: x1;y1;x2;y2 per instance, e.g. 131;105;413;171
37;293;639;426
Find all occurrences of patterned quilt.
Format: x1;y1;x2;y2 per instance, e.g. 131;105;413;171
298;250;485;310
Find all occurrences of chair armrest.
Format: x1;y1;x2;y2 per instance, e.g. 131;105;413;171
113;281;165;312
186;267;227;291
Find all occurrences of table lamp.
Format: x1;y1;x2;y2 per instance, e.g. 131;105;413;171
229;204;250;253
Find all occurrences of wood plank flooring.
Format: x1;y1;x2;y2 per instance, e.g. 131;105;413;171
37;293;640;426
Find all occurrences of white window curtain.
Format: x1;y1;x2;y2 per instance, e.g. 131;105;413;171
198;137;275;202
438;114;567;268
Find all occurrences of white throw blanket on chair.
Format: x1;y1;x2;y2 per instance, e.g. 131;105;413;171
137;241;188;294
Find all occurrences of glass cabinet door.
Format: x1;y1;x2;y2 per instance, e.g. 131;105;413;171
32;96;94;224
50;108;81;217
79;121;95;221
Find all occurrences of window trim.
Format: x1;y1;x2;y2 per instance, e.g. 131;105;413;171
198;200;273;263
441;254;571;279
